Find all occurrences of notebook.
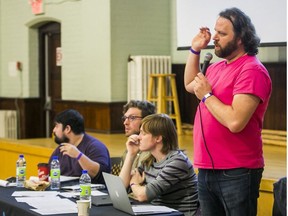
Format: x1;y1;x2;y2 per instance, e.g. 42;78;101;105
102;172;177;215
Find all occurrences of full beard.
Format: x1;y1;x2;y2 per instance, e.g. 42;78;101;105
54;133;70;145
214;38;238;58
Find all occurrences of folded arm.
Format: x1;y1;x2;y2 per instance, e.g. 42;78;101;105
203;93;260;133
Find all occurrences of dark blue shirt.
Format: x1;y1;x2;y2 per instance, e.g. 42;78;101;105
49;133;111;184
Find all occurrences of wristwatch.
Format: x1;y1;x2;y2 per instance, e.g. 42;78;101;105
202;92;213;103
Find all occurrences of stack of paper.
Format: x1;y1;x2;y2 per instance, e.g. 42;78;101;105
12;191;77;215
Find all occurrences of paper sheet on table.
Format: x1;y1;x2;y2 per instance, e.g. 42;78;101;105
30;175;79;182
16;196;77;215
61;183;105;191
60;189;107;198
12;191;59;197
0;179;16;187
132;205;177;213
60;175;79;182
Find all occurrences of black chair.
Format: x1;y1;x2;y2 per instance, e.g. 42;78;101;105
110;157;122;176
272;177;287;216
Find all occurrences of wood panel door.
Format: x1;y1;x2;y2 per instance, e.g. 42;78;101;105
39;22;61;137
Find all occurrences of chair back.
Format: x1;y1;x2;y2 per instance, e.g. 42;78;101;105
110;157;122;176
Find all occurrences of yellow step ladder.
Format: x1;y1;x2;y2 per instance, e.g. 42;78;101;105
147;74;183;135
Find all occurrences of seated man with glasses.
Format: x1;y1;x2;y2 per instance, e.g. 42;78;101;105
120;100;156;170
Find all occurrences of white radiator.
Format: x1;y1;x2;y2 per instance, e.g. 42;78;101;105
0;110;18;139
127;55;171;101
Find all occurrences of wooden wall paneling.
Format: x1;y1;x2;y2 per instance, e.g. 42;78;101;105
262;62;286;130
0;98;18;110
0;98;127;137
110;102;126;132
53;100;125;134
18;99;45;138
0;98;43;139
172;64;199;125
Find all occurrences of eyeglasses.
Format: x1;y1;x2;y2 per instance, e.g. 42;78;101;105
121;115;142;122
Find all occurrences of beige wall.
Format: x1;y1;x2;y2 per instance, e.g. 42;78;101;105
110;0;171;101
0;0;286;102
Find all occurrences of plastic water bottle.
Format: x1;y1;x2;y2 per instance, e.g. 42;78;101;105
79;170;91;201
16;154;26;187
50;156;60;190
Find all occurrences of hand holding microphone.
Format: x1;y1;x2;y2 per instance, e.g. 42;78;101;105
194;52;213;101
201;52;213;75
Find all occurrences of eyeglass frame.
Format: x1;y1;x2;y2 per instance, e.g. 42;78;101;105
121;115;142;122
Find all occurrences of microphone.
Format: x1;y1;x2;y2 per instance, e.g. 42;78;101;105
201;52;213;76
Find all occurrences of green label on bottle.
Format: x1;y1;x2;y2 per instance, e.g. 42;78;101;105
50;169;60;179
17;167;26;177
80;185;91;196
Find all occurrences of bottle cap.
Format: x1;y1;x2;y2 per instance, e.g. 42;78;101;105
19;154;24;158
82;170;88;174
52;156;59;160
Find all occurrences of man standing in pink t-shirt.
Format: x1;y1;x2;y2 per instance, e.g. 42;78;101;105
184;7;272;216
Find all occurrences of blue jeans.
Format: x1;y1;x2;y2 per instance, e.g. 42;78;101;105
198;168;263;216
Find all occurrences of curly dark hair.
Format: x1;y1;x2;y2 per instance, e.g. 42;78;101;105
219;7;260;55
123;100;156;118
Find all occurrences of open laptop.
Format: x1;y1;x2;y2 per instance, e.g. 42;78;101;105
103;172;177;215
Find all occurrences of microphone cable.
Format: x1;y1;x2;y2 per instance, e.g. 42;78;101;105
197;100;230;216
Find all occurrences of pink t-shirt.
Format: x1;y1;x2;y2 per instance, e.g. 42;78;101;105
193;55;272;169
